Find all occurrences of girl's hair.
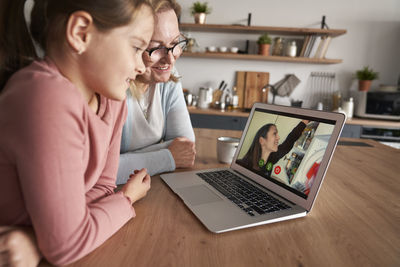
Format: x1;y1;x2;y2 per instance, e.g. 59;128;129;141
151;0;181;17
0;0;152;91
240;124;275;169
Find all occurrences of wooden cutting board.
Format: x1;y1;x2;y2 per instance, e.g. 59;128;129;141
235;71;269;109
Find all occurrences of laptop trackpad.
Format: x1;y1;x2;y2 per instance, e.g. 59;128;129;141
176;185;223;206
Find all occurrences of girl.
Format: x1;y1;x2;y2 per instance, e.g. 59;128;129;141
0;0;154;265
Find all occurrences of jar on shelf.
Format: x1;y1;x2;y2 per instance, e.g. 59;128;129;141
286;41;297;57
272;37;283;56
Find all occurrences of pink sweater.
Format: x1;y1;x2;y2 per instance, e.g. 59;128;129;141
0;59;134;265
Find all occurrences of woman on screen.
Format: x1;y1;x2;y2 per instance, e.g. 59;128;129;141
238;120;309;177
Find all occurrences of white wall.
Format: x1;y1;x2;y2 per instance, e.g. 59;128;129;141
176;0;400;108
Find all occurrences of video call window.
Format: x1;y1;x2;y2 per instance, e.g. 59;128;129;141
236;109;335;199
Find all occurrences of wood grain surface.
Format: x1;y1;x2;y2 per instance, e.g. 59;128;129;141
235;71;269;109
58;134;400;267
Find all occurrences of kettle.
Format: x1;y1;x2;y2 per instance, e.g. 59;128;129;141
197;87;213;109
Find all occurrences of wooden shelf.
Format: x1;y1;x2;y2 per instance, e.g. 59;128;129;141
182;52;342;64
180;23;347;37
180;23;346;64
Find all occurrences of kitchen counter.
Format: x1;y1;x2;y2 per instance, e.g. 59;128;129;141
187;107;400;139
188;106;399;127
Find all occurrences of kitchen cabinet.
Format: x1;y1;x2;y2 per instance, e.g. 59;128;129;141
188;107;248;130
190;113;247;130
341;125;362;138
180;23;346;64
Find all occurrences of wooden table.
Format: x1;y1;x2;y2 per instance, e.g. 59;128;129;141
65;137;400;267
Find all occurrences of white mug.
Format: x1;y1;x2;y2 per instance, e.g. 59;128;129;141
198;87;213;109
217;137;240;164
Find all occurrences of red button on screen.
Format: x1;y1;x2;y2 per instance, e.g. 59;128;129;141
274;166;281;174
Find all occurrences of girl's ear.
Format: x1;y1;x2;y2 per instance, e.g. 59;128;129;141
65;11;93;54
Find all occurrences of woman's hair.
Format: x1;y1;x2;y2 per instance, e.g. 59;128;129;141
240;123;275;169
152;0;181;83
131;0;181;96
0;0;152;91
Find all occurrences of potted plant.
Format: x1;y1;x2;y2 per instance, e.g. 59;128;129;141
257;33;272;56
191;2;211;24
356;66;379;91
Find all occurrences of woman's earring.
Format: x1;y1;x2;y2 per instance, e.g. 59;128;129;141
78;48;84;55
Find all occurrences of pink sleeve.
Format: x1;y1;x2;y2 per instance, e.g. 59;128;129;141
85;102;129;204
15;87;134;265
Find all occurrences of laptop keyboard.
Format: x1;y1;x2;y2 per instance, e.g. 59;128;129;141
197;170;291;217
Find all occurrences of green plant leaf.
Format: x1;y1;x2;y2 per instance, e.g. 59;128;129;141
257;33;272;44
191;1;212;15
355;66;379;80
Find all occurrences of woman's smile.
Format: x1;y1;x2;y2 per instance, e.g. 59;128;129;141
153;64;171;72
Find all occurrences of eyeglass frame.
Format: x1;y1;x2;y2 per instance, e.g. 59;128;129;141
145;39;188;58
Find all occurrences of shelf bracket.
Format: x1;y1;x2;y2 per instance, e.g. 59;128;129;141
321;15;329;29
247;13;252;26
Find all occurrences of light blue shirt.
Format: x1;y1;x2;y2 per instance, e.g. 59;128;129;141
117;80;195;184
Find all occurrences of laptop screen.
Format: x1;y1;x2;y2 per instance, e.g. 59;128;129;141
235;108;336;199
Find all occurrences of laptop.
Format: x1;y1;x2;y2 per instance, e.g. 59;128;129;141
161;103;346;233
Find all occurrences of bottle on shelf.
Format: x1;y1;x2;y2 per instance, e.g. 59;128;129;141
342;97;354;118
232;86;239;109
332;91;342;111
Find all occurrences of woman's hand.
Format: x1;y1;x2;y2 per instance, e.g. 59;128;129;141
301;119;310;125
0;226;41;267
168;137;196;168
121;168;151;204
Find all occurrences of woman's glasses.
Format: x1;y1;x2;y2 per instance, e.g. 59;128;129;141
145;39;188;61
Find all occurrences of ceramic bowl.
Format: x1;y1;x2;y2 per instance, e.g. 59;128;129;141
219;46;228;53
206;46;216;52
230;47;239;53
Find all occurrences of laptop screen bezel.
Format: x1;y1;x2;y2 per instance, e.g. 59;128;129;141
230;103;346;212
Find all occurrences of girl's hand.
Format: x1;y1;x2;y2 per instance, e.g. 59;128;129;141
121;168;151;204
0;226;41;267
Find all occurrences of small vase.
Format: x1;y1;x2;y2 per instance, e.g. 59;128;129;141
272;37;283;56
258;44;270;56
358;80;372;91
194;13;206;24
